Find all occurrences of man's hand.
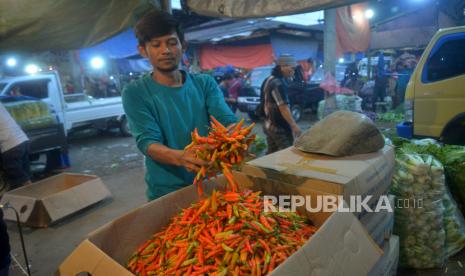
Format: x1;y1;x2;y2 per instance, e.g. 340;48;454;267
146;143;209;172
278;104;302;138
291;124;302;138
176;147;210;172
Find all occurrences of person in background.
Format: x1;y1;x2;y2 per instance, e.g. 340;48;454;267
227;72;243;114
0;103;31;191
122;10;237;201
64;76;75;94
395;63;413;107
374;52;388;103
82;74;98;97
302;58;315;82
304;58;315;81
341;62;363;93
0;208;11;276
219;73;237;112
295;58;315;83
8;86;22;97
263;54;302;154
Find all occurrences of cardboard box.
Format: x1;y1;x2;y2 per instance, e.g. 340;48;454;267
239;172;395;248
361;195;395;247
370;211;395;248
0;173;111;227
58;175;382;276
243;145;395;218
368;235;400;276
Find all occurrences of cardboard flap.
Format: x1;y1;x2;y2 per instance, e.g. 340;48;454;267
0;194;36;223
246;146;394;186
42;177;111;221
273;211;382;276
58;240;132;276
88;183;203;265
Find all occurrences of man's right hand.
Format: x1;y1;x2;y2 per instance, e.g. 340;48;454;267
175;147;211;172
146;143;210;172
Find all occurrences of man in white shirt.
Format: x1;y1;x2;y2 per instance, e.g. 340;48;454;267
0;103;31;190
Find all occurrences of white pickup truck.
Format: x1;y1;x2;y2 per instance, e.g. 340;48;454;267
0;71;130;136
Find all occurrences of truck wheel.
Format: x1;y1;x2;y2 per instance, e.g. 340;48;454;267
120;116;131;137
443;125;465;145
291;105;302;122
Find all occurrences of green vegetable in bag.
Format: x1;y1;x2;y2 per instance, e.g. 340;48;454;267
391;153;447;269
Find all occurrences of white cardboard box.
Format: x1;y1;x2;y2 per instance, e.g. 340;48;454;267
0;173;111;227
58;175;382;276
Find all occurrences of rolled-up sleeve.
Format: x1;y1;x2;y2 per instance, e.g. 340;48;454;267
271;81;289;106
204;75;238;126
122;85;163;155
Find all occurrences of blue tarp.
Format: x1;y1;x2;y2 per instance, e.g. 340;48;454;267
115;58;152;74
270;33;318;61
79;28;139;61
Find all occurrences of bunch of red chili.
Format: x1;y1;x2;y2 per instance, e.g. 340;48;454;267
185;116;255;195
127;190;317;276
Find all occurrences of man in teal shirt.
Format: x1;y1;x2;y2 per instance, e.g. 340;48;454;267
122;10;237;200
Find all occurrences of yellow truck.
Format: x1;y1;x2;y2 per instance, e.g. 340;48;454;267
402;26;465;145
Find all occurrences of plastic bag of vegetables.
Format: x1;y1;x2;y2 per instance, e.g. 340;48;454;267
441;145;465;212
398;141;465;258
391;153;447;268
443;188;465;258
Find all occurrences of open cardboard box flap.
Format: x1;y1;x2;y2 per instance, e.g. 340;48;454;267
0;173;111;227
59;174;381;275
246;145;394;185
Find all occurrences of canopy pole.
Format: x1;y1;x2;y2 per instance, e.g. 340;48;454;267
324;8;337;76
161;0;172;13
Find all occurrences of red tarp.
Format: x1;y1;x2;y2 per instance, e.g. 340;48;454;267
336;3;371;57
199;44;274;70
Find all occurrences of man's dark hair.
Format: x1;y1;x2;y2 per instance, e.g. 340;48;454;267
271;65;284;78
135;10;184;46
307;58;314;64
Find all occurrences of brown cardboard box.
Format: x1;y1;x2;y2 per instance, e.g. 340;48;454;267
242;145;395;219
58;175;382;276
0;173;111;227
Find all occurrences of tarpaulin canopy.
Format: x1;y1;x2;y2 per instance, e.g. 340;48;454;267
199;44;273;70
186;0;364;18
79;28;139;60
0;0;365;51
0;0;157;51
270;33;318;61
336;3;370;56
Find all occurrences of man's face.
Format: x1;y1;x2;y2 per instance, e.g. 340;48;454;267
281;65;295;78
138;32;184;73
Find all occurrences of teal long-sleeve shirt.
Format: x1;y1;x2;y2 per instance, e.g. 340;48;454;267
122;71;237;200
